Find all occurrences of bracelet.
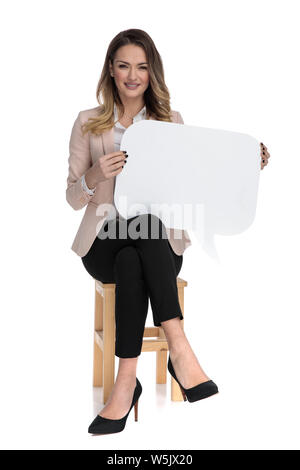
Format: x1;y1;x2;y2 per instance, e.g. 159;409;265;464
81;174;96;195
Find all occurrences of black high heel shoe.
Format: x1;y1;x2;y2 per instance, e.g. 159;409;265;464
168;354;219;402
88;377;142;435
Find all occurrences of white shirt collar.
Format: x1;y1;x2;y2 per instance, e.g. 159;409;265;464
114;103;147;128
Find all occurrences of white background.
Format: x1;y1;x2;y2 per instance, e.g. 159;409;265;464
1;0;299;450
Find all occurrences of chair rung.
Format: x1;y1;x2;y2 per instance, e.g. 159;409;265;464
143;327;160;337
95;329;168;353
141;338;168;352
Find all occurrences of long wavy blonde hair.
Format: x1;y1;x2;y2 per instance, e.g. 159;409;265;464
81;29;174;136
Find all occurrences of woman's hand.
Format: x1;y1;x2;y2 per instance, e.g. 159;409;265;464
260;142;270;170
85;151;127;188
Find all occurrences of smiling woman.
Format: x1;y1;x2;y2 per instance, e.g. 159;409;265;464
109;45;150;117
67;28;219;437
78;29;176;136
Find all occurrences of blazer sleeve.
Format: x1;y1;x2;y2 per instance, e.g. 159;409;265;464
177;111;184;125
66;111;95;210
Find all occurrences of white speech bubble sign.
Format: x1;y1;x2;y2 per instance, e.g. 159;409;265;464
115;120;261;261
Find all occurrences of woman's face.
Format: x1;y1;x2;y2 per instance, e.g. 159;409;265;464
109;44;150;101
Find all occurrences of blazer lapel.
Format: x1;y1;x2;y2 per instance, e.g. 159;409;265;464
102;126;115;156
102;114;156;154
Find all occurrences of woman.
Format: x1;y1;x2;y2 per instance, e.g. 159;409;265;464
66;29;270;435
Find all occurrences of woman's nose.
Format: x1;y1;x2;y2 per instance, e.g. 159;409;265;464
127;70;139;78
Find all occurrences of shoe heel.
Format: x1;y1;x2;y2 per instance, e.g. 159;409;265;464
134;399;139;421
179;385;187;401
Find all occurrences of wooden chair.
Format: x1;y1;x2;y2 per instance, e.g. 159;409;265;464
93;277;188;403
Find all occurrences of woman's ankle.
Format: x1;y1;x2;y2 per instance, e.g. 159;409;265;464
168;333;190;354
116;357;138;382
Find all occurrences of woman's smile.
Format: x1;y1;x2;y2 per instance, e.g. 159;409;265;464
124;83;140;89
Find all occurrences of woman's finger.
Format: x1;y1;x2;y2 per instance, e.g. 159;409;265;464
261;148;270;159
260;142;268;152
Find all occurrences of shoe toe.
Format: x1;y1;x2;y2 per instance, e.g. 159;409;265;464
88;415;124;434
187;380;219;402
88;415;104;434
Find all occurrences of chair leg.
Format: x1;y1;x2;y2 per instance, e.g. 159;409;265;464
171;285;185;401
93;286;103;387
170;320;186;401
156;326;167;383
156;350;167;383
103;287;116;404
171;375;184;401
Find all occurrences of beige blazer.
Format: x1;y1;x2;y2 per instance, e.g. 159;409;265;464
66;106;192;257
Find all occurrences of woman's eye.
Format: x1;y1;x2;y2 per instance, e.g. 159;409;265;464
119;65;147;70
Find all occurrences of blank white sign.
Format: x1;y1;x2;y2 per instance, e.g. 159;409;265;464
115;120;261;261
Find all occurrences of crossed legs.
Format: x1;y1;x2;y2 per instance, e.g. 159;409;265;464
82;214;210;419
99;317;210;420
97;231;209;419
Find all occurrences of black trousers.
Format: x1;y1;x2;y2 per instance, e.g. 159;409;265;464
81;214;183;358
